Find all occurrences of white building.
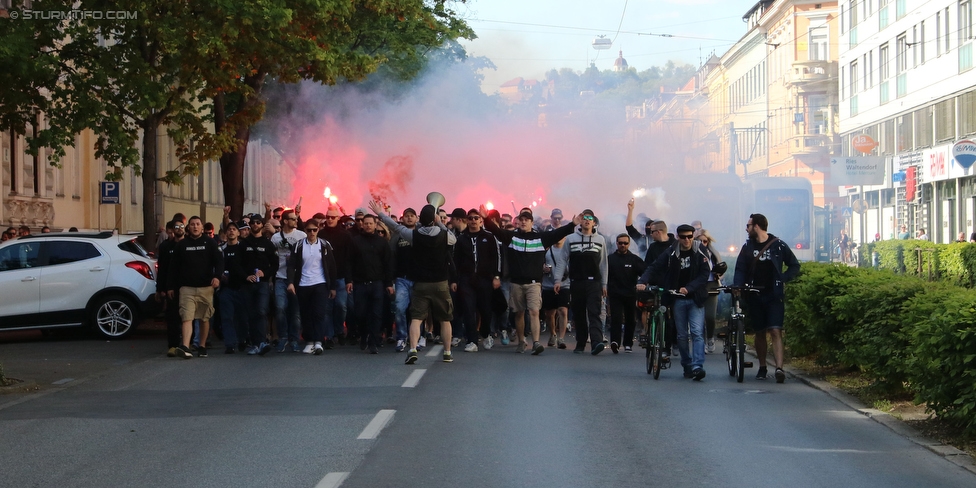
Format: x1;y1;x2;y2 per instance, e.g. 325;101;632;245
839;0;976;243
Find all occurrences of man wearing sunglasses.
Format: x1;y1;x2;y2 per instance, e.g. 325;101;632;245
271;209;306;352
555;209;609;355
454;209;502;352
637;224;710;381
607;234;646;353
157;220;186;357
319;206;354;348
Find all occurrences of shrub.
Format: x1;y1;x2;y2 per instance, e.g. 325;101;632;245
784;262;857;361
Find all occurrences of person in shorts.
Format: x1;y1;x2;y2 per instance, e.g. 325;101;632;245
168;216;224;358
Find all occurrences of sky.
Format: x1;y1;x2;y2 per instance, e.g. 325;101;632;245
458;0;760;92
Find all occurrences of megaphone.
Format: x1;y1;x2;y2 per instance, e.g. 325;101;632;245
426;191;446;209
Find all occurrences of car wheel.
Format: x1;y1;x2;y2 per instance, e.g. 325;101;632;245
90;295;137;339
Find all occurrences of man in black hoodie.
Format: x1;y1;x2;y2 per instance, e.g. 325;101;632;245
637;224;710;381
482;206;579;355
645;219;677;353
218;221;249;354
241;216;278;355
167;216;224;358
347;214;395;354
320;206;354;347
607;233;646;353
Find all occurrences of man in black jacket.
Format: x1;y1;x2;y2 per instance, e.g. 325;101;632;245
167;216;224;358
607;233;646;353
347;214;395;354
218;222;248;354
320;206;354;347
455;209;502;352
645;219;678;354
637;224;710;381
157;220;184;356
241;216;278;355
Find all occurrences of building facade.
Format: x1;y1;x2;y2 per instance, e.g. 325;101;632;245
839;0;976;243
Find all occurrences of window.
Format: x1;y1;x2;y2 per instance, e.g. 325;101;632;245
881;119;895;155
920;21;925;63
896;34;909;73
962;0;973;43
937;11;943;56
913;25;919;66
866;50;874;88
915;106;933;148
45;242;101;266
0;243;41;271
936;98;957;142
880;43;890;79
897;114;914;152
960;90;976;136
850;60;860;94
947;7;953;53
852;0;860;26
897;0;906;19
810;25;829;60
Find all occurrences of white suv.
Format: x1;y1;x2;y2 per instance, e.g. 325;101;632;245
0;232;157;339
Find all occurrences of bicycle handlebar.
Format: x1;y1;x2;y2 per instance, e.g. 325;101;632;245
716;285;762;294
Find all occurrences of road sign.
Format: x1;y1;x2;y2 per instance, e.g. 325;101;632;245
841;206;853;218
100;182;120;204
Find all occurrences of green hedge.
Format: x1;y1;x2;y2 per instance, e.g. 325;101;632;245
785;262;976;435
860;240;976;286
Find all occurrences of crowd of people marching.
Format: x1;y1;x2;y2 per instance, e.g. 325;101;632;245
155;196;799;383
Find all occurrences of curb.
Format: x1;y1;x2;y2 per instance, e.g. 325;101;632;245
780;361;976;475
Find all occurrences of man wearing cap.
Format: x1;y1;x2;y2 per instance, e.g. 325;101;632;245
370;201;457;364
218;221;248;353
389;207;418;352
449;208;468;236
481;205;579;355
637;224;711;381
556;209;609;355
625;199;655;260
241;216;279;355
454;209;502;352
544;208;564;232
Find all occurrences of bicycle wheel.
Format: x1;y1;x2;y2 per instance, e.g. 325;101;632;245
645;316;653;375
735;318;745;383
652;312;664;379
725;317;736;376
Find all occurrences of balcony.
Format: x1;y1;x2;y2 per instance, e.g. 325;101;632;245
786;61;837;92
789;134;832;157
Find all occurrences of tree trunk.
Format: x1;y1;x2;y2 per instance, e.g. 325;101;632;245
141;120;159;253
220;128;249;221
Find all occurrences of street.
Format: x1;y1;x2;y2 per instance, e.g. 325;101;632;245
1;330;974;488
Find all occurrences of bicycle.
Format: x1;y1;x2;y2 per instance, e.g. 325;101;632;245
716;285;759;383
636;287;675;379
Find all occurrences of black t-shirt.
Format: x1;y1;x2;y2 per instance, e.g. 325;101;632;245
753;243;776;292
677;248;694;288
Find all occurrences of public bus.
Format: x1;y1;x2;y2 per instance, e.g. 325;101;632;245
743;177;816;262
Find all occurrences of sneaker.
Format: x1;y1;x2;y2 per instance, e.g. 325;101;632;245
591;342;606;356
557;339;567;349
775;368;786;383
573;348;584;354
756;366;768;380
258;342;272;356
692;367;706;381
324;339;335;350
434;335;443;345
483;335;494;350
395;340;406;352
515;342;527;354
314;343;325;355
175;345;192;359
624;346;632;353
464;342;478;352
246;345;260;355
276;341;288;353
442;351;454;363
197;346;208;358
451;337;461;347
610;341;619;354
417;336;427;351
405;349;418;365
224;346;235;354
501;330;510;345
303;344;316;354
671;345;679;357
531;341;544;355
290;341;300;353
547;335;556;347
706;339;715;354
368;344;378;354
167;347;177;357
684;369;694;379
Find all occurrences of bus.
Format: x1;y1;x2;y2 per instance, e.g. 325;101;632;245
744;177;816;262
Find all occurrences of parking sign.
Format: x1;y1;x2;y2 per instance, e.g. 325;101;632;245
100;181;120;204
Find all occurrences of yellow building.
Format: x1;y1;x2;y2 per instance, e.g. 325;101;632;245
1;125;293;235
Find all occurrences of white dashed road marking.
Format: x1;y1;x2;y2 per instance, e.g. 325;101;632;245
315;472;349;488
426;345;444;357
402;369;427;388
357;409;396;440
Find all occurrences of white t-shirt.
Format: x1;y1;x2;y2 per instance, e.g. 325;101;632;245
299;239;326;287
272;229;306;280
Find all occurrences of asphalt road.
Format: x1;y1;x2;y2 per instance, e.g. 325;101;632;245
1;330;974;488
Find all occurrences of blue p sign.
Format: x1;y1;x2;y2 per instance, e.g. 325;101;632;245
100;181;120;204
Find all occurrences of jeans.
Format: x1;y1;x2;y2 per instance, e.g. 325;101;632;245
298;283;330;343
354;281;385;348
394;277;414;341
571;279;605;350
218;287;248;348
242;281;271;345
325;278;347;339
274;279;301;343
672;298;705;370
